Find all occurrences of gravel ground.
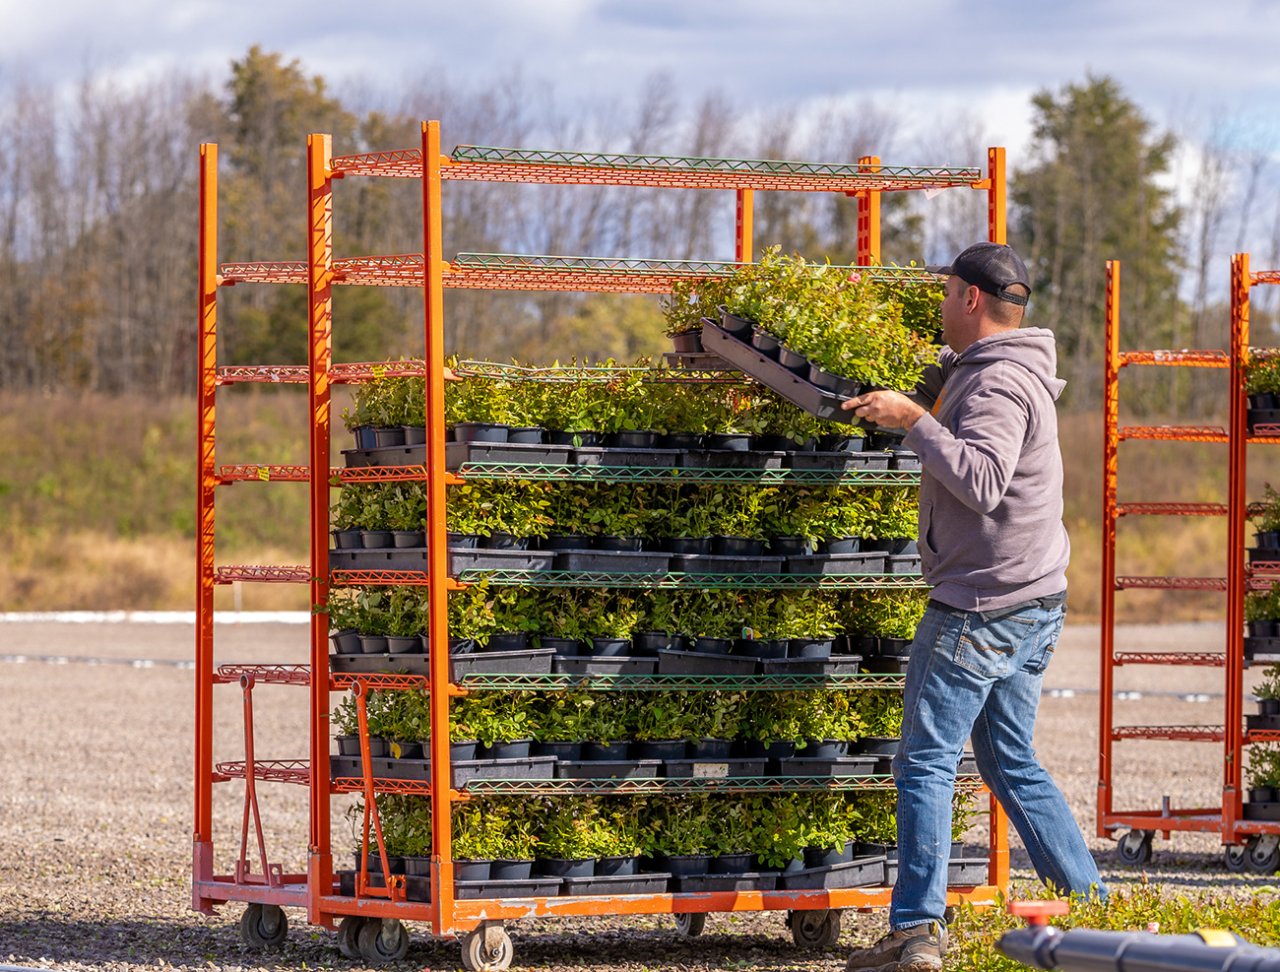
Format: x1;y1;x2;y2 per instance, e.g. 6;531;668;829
0;619;1271;971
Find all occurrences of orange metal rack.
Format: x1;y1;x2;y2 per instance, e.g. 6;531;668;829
194;121;1012;967
1098;256;1280;872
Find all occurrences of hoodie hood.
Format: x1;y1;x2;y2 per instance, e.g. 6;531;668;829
955;327;1066;401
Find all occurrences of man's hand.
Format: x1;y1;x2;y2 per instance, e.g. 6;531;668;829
841;389;926;431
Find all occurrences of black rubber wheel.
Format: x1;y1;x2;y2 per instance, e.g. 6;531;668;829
674;912;707;938
790;908;842;949
239;903;288;948
1115;829;1153;866
1225;844;1249;873
461;924;514;971
358;918;410;964
336;916;366;960
1246;836;1280;874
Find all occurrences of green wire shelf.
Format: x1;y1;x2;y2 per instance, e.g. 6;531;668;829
455;570;927;590
452;461;918;486
458;673;908;692
461;774;984;795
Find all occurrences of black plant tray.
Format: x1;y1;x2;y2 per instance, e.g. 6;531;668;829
759;655;863;676
1248;547;1280;564
657;650;759;676
555;759;662;780
778;855;886;891
958;753;979;776
553;655;659;676
331;547;431;570
1244;637;1280;662
947;857;989;885
775;756;880;777
786;553;889;575
669;554;785;574
331;755;431;782
1243;801;1280;821
891;452;922;471
450;649;555;678
860;655;911;674
887;554;923;574
1249;409;1280;432
337;870;434;902
663;350;732;371
452;756;557;786
342;445;425;469
571;447;682;468
663;758;767;779
446;441;573;468
448;548;558;572
331;652;427;675
680;450;786;470
554;550;672;573
454;876;562;899
786;451;891;472
561;872;671;896
1247;714;1280;731
702;320;858;423
673;872;778;893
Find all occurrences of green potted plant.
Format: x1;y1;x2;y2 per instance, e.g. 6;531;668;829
642;796;715;875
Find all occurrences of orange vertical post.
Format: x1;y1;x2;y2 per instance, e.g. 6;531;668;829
1225;253;1251;834
857;155;881;266
986;148;1006;245
305;133;335;921
735;189;754;264
422;121;455;935
1098;261;1121;836
193;142;218;913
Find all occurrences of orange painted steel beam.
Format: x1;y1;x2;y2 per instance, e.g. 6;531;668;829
1118;349;1229;368
1101;811;1225;834
856;156;881;266
217;362;430;384
215;759;311;786
987;148;1006;244
339;466;461;486
1111;725;1225;742
330;569;435;586
1118;425;1229;443
1115;502;1226;517
1251;270;1280;286
1112;652;1224;667
1098;261;1120;838
194;142;219;913
421;120;459;939
735;189;753;264
1114;575;1227;591
214;565;312;584
1250;427;1280;441
218;465;311;483
215;664;311;685
1245;730;1280;744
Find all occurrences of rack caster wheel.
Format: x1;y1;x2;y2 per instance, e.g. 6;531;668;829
788;908;842;949
674;912;707;938
1115;829;1153;866
358;918;410;964
1225;844;1249;873
461;921;513;972
1246;835;1280;874
239;903;288;948
336;916;368;960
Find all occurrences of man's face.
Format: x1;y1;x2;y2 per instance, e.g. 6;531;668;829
939;275;968;350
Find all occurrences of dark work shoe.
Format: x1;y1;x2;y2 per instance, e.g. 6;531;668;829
845;922;947;972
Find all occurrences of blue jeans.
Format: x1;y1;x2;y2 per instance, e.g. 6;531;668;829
890;598;1106;930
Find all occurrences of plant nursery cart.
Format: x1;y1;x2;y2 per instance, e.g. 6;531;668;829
194;121;1013;968
1099;255;1280;872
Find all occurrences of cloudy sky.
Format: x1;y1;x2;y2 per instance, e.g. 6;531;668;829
5;0;1279;159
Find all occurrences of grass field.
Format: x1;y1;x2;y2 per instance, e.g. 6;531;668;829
4;390;1277;616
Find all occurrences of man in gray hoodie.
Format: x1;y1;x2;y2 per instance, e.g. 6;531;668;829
841;243;1105;972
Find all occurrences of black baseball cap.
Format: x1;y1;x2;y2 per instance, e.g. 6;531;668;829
926;242;1031;306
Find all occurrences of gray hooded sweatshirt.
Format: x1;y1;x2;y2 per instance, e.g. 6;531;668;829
902;327;1069;612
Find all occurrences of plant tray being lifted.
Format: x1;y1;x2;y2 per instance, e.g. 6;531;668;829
448;548;558;573
452;756;558;786
786;553;889;575
662;351;732;371
759;654;863;676
553;655;659;676
701;320;858;423
657;649;759;676
570;447;682;468
553;550;673;573
561;872;671;896
775;755;880;777
672;872;778;893
446;441;573;468
454;876;563;900
663;758;767;779
778;854;887;891
449;649;556;678
555;759;663;780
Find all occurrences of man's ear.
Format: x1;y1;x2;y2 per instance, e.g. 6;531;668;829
965;285;982;314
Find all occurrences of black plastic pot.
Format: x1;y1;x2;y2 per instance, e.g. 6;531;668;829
713;535;766;556
453;422;510;443
768;536;814;556
1261;699;1280;716
659;432;704;450
663;536;714;555
688;738;734;759
803;841;856;869
710;852;756;874
857;736;902;757
1251;786;1278;803
595;535;644;552
608;430;659;449
447;532;480;548
335;735;362;756
482;739;533;760
778;345;810;375
630;739;687;760
820;536;861;554
332;528;363;550
358;633;389;654
751;327;781;359
386;634;424;654
450;740;481;762
360;529;393;549
533;740;583;760
534;858;595;879
374;426;407;447
1249;620;1280;638
352;426;379;450
653;853;712;876
589;636;632;657
801;739;850;759
508;426;547;444
718;306;754;337
865;537;918;555
329;629;362;655
548;429;604;447
485;631;531;652
482;532;529;550
734;739;796;760
632;631;684;655
735;637;788;659
391;529;425;549
403;855;431;877
453;859;492;881
541;533;593;551
704;432;752;451
752;433;800;452
879;637;912;657
539;636;584;656
789;638;835;659
583;741;630;761
692;636;734;655
391;739;423;760
670;329;704;353
1251;393;1279;410
402;425;427;445
596;855;640;876
490;859;534;880
818;434;867;453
